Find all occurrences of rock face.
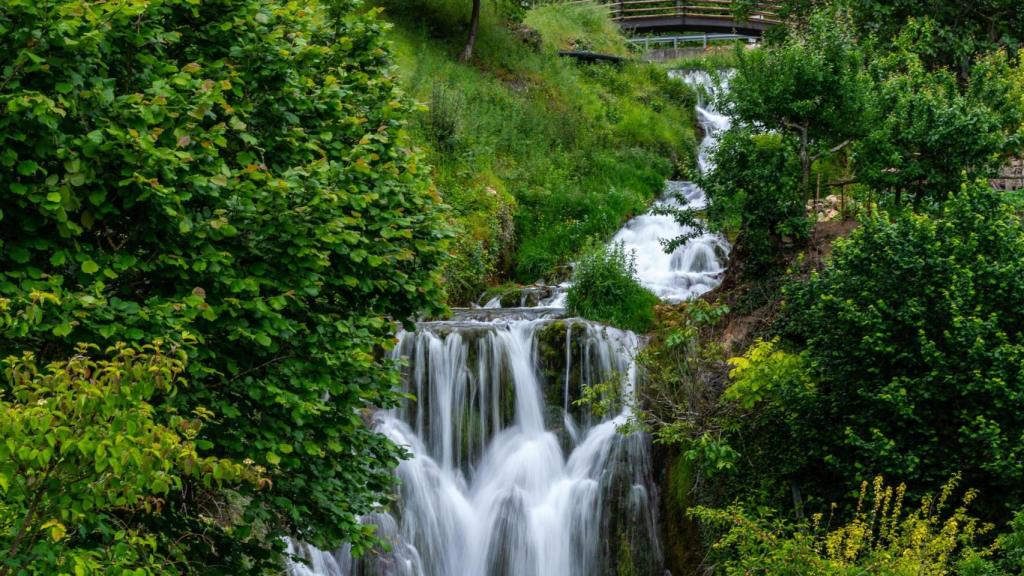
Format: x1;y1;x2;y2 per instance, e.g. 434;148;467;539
991;158;1024;191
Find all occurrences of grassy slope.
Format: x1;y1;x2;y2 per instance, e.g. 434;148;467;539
376;0;698;303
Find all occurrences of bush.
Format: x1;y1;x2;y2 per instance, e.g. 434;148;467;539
0;0;448;570
0;343;257;575
701;130;810;273
695;476;1012;575
566;243;659;333
779;181;1024;521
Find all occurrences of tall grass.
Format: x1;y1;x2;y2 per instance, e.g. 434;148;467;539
523;3;629;56
376;0;698;300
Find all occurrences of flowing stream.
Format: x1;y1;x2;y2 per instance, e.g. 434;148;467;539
612;70;731;302
285;70;730;576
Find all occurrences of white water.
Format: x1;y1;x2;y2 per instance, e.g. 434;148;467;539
286;310;662;576
612;70;732;303
285;70;732;576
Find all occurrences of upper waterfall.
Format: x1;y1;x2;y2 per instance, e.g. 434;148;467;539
611;70;732;303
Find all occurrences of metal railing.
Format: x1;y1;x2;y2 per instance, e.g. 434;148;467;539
628;32;759;49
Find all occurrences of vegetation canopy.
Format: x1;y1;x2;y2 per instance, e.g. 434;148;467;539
1;0;448;570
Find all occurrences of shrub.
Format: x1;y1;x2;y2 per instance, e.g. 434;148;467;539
0;0;449;570
700;130;810;273
566;243;659;333
779;181;1024;521
0;343;257;575
694;476;1011;575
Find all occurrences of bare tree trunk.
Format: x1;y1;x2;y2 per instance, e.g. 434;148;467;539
459;0;481;62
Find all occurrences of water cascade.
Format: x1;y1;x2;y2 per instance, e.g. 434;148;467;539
612;70;732;302
286;309;661;576
285;70;730;576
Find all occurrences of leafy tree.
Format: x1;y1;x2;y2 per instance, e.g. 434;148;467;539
0;342;256;576
854;23;1024;205
701;129;810;273
777;0;1024;73
0;0;449;570
727;8;870;190
780;181;1024;521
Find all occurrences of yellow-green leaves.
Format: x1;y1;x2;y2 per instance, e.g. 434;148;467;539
0;344;260;573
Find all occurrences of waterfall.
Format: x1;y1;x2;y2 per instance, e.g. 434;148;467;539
612;70;732;303
285;69;733;576
286;310;663;576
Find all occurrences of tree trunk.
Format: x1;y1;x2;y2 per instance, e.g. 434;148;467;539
460;0;481;63
798;124;811;194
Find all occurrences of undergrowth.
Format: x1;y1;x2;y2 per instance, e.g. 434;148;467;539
566;243;659;333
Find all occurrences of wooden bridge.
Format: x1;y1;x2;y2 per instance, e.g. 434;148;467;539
566;1;782;36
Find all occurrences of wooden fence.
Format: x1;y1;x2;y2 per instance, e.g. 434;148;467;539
561;0;782;26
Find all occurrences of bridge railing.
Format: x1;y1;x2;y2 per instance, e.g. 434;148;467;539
628;32;759;49
562;0;783;25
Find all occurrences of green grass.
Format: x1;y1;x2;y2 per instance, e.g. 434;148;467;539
658;45;744;71
376;0;698;302
523;3;629;56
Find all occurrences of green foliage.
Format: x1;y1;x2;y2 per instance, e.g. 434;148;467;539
566;243;659;333
701;130;810;273
660;50;742;73
1;0;448;570
724;338;812;411
627;301;733;495
781;181;1024;520
0;343;257;575
574;372;625;420
695;476;1013;575
382;0;696;290
728;8;871;189
777;0;1024;70
854;24;1024;204
999;510;1024;574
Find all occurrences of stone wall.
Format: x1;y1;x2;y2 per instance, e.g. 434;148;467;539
992;158;1024;191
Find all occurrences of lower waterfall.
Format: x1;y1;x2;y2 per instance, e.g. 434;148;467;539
286;310;663;576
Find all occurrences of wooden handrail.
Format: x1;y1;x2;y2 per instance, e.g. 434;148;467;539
559;0;782;24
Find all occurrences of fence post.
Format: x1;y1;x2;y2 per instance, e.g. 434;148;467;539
703;32;708;48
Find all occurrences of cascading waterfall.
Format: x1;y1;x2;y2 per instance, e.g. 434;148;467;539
286;309;662;576
612;70;732;303
285;70;731;576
